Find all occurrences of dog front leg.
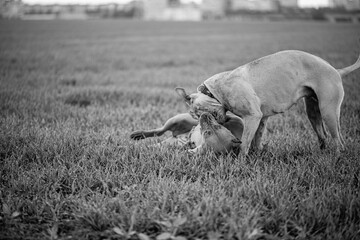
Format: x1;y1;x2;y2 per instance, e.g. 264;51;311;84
241;114;262;155
250;117;268;152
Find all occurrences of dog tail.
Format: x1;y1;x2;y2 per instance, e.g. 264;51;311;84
337;49;360;77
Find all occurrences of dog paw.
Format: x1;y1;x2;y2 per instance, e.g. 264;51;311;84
130;131;146;140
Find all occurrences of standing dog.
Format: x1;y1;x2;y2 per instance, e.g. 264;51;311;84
176;50;360;155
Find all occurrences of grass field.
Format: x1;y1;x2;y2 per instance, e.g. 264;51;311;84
1;20;360;240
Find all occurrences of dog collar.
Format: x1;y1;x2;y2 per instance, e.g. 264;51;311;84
198;84;219;102
198;83;233;112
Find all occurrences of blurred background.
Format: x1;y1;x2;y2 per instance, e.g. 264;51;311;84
1;0;360;23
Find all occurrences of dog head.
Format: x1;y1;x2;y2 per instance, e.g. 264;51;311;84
175;87;226;124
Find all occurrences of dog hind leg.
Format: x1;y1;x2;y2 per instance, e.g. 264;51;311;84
304;96;327;149
318;89;345;153
130;113;196;140
130;127;167;140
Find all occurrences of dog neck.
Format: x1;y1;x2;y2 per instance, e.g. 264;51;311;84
197;84;218;102
198;83;233;112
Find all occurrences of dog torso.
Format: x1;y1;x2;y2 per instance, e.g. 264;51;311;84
204;50;340;117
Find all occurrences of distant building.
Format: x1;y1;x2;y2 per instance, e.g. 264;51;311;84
142;0;201;21
201;0;227;18
277;0;298;8
325;0;360;23
329;0;360;10
325;12;360;22
22;4;88;20
142;0;167;19
21;2;139;20
344;0;360;11
22;4;57;20
0;0;23;18
229;0;279;12
59;5;88;20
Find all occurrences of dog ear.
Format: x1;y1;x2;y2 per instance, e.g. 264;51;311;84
175;87;191;105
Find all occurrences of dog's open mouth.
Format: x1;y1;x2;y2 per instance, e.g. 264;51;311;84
190;108;226;125
199;112;222;131
211;111;226;124
189;109;199;120
199;113;212;129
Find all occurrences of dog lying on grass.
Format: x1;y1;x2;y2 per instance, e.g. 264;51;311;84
131;112;243;155
176;49;360;155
